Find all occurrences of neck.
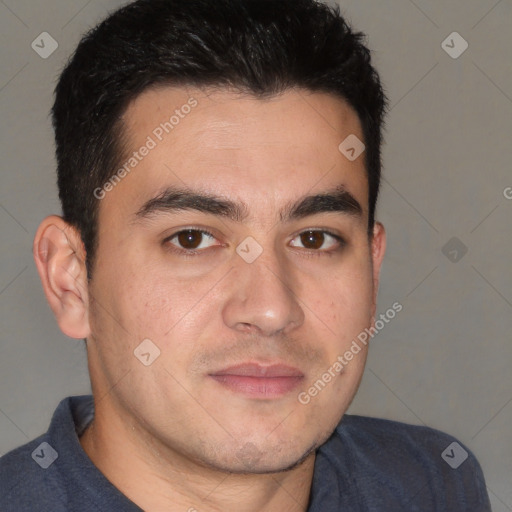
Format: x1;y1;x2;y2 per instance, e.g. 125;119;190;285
79;398;315;512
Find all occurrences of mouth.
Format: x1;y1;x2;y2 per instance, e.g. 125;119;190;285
209;362;304;399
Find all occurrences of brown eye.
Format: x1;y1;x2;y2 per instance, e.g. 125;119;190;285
290;230;343;252
167;229;217;252
300;230;325;249
177;230;204;249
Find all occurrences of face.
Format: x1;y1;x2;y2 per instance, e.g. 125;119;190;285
83;86;385;473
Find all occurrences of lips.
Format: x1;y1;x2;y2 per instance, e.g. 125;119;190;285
211;363;304;378
209;363;304;398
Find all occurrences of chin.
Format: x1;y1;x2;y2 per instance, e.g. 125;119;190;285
198;437;321;475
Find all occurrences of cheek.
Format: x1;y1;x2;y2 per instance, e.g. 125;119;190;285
90;257;169;343
116;267;219;345
317;260;374;328
140;289;176;324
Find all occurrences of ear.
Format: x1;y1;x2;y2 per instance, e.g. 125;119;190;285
370;221;386;322
33;216;90;339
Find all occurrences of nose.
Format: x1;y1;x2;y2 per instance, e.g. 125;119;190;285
221;248;305;337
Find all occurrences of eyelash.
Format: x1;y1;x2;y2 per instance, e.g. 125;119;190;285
163;228;217;258
163;228;346;257
296;231;346;258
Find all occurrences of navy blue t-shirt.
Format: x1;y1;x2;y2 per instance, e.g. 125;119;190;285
0;395;491;511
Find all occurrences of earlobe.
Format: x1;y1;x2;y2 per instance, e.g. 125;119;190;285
33;216;90;339
372;222;386;268
370;221;386;320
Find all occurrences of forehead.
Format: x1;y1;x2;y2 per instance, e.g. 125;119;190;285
100;85;369;225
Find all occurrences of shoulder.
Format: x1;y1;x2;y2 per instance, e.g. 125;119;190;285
0;395;93;512
317;414;491;510
339;413;471;454
0;433;67;512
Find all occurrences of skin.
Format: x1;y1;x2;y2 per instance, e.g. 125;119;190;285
34;86;386;512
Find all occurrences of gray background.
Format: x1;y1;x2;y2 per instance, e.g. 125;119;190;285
0;0;510;509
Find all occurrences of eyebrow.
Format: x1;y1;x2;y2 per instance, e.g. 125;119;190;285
134;184;363;223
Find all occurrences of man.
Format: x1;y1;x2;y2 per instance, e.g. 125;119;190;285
0;0;491;510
